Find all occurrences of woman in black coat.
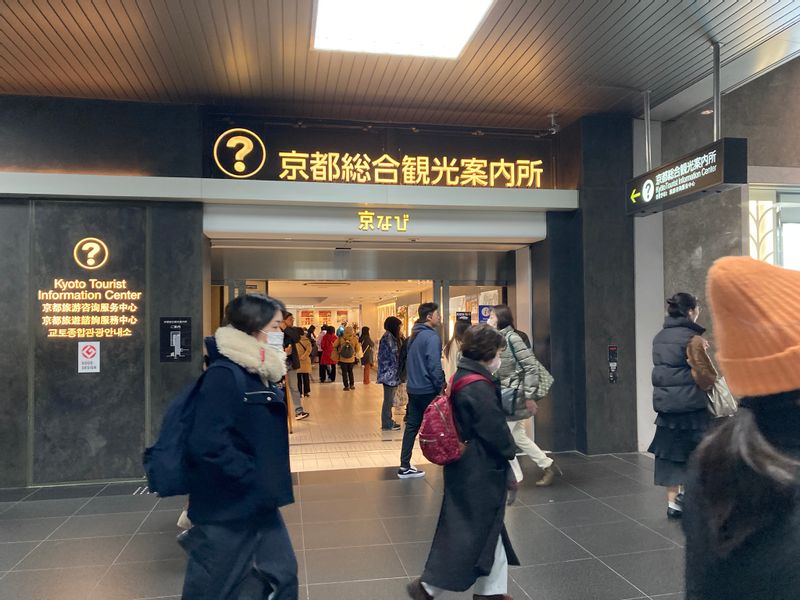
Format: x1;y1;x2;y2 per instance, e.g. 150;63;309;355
683;257;800;600
648;292;716;518
181;294;297;600
408;324;519;600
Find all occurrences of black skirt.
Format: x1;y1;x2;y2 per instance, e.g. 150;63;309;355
648;410;710;486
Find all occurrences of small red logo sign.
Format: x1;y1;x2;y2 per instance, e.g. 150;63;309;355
81;345;97;360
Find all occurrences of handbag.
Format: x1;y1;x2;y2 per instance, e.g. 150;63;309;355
707;376;737;418
532;358;554;399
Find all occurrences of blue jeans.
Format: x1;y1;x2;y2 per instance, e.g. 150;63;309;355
180;509;298;599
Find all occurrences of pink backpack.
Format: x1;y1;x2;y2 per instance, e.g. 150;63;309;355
418;374;492;466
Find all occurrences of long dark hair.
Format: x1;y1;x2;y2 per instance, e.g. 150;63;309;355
666;292;697;318
492;304;515;330
694;391;800;556
384;316;402;339
444;319;470;356
359;326;372;346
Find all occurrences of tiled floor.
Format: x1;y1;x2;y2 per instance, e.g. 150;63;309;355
288;370;430;472
0;451;686;599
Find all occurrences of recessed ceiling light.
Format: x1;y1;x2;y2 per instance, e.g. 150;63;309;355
700;109;714;115
313;0;494;59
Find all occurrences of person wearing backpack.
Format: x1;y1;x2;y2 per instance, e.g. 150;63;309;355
180;294;298;600
408;324;519;600
333;325;362;391
489;305;560;487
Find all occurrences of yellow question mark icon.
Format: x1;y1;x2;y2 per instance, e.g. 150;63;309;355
82;241;101;266
213;128;266;179
73;237;109;270
226;136;254;173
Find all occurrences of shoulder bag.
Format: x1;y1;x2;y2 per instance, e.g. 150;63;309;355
707;376;737;418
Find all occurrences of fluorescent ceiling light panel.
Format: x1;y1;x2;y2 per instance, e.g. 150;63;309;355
314;0;494;59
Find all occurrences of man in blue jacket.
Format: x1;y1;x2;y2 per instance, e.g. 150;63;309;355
398;302;445;479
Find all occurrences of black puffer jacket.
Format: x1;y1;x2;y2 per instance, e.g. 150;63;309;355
651;317;709;414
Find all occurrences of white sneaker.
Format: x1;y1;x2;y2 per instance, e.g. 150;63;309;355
397;466;425;479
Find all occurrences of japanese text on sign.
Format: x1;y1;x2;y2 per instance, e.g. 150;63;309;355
654;150;718;200
278;152;544;188
38;278;143;339
358;211;409;232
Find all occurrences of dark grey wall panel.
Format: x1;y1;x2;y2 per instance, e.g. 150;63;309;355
32;201;147;483
533;212;585;452
148;204;205;442
0;96;201;177
580;116;637;454
0;202;30;486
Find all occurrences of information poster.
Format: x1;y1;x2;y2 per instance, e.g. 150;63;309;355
159;318;192;362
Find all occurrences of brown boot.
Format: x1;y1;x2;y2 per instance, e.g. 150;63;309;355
407;578;433;600
535;462;561;487
473;595;513;600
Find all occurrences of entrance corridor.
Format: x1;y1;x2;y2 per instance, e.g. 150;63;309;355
288;366;427;472
0;453;685;599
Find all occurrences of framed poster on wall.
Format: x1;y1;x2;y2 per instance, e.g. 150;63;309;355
317;310;332;326
299;310;315;328
336;310;349;324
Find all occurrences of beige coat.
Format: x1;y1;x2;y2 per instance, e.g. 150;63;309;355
296;336;313;374
332;327;362;364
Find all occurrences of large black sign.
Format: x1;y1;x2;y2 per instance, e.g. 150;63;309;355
203;117;554;189
626;138;747;216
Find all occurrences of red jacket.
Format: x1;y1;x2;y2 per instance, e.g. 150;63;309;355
320;333;337;365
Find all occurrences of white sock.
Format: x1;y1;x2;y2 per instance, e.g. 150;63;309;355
668;501;682;512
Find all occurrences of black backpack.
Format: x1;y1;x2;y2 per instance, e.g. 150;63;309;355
398;333;417;382
339;340;355;360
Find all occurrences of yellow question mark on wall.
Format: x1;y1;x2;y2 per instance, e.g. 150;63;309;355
226;136;254;173
213;128;266;179
73;237;109;270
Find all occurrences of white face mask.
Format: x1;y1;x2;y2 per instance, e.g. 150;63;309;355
266;331;284;351
488;354;502;374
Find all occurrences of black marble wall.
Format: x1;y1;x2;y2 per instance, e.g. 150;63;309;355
534;115;637;454
32;202;147;482
0;96;201;177
0;199;203;486
147;205;205;443
580;116;637;454
0;202;30;486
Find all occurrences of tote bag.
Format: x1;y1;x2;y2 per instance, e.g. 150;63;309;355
707;376;737;418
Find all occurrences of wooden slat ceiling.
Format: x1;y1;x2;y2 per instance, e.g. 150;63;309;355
0;0;798;130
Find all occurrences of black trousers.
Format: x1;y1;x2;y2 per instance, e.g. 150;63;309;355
319;364;335;382
180;509;298;599
399;391;438;468
296;373;310;396
340;362;355;389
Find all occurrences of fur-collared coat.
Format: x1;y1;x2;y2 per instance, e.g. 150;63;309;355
186;326;293;524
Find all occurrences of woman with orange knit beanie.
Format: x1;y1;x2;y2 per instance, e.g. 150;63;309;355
683;257;800;600
648;292;717;519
